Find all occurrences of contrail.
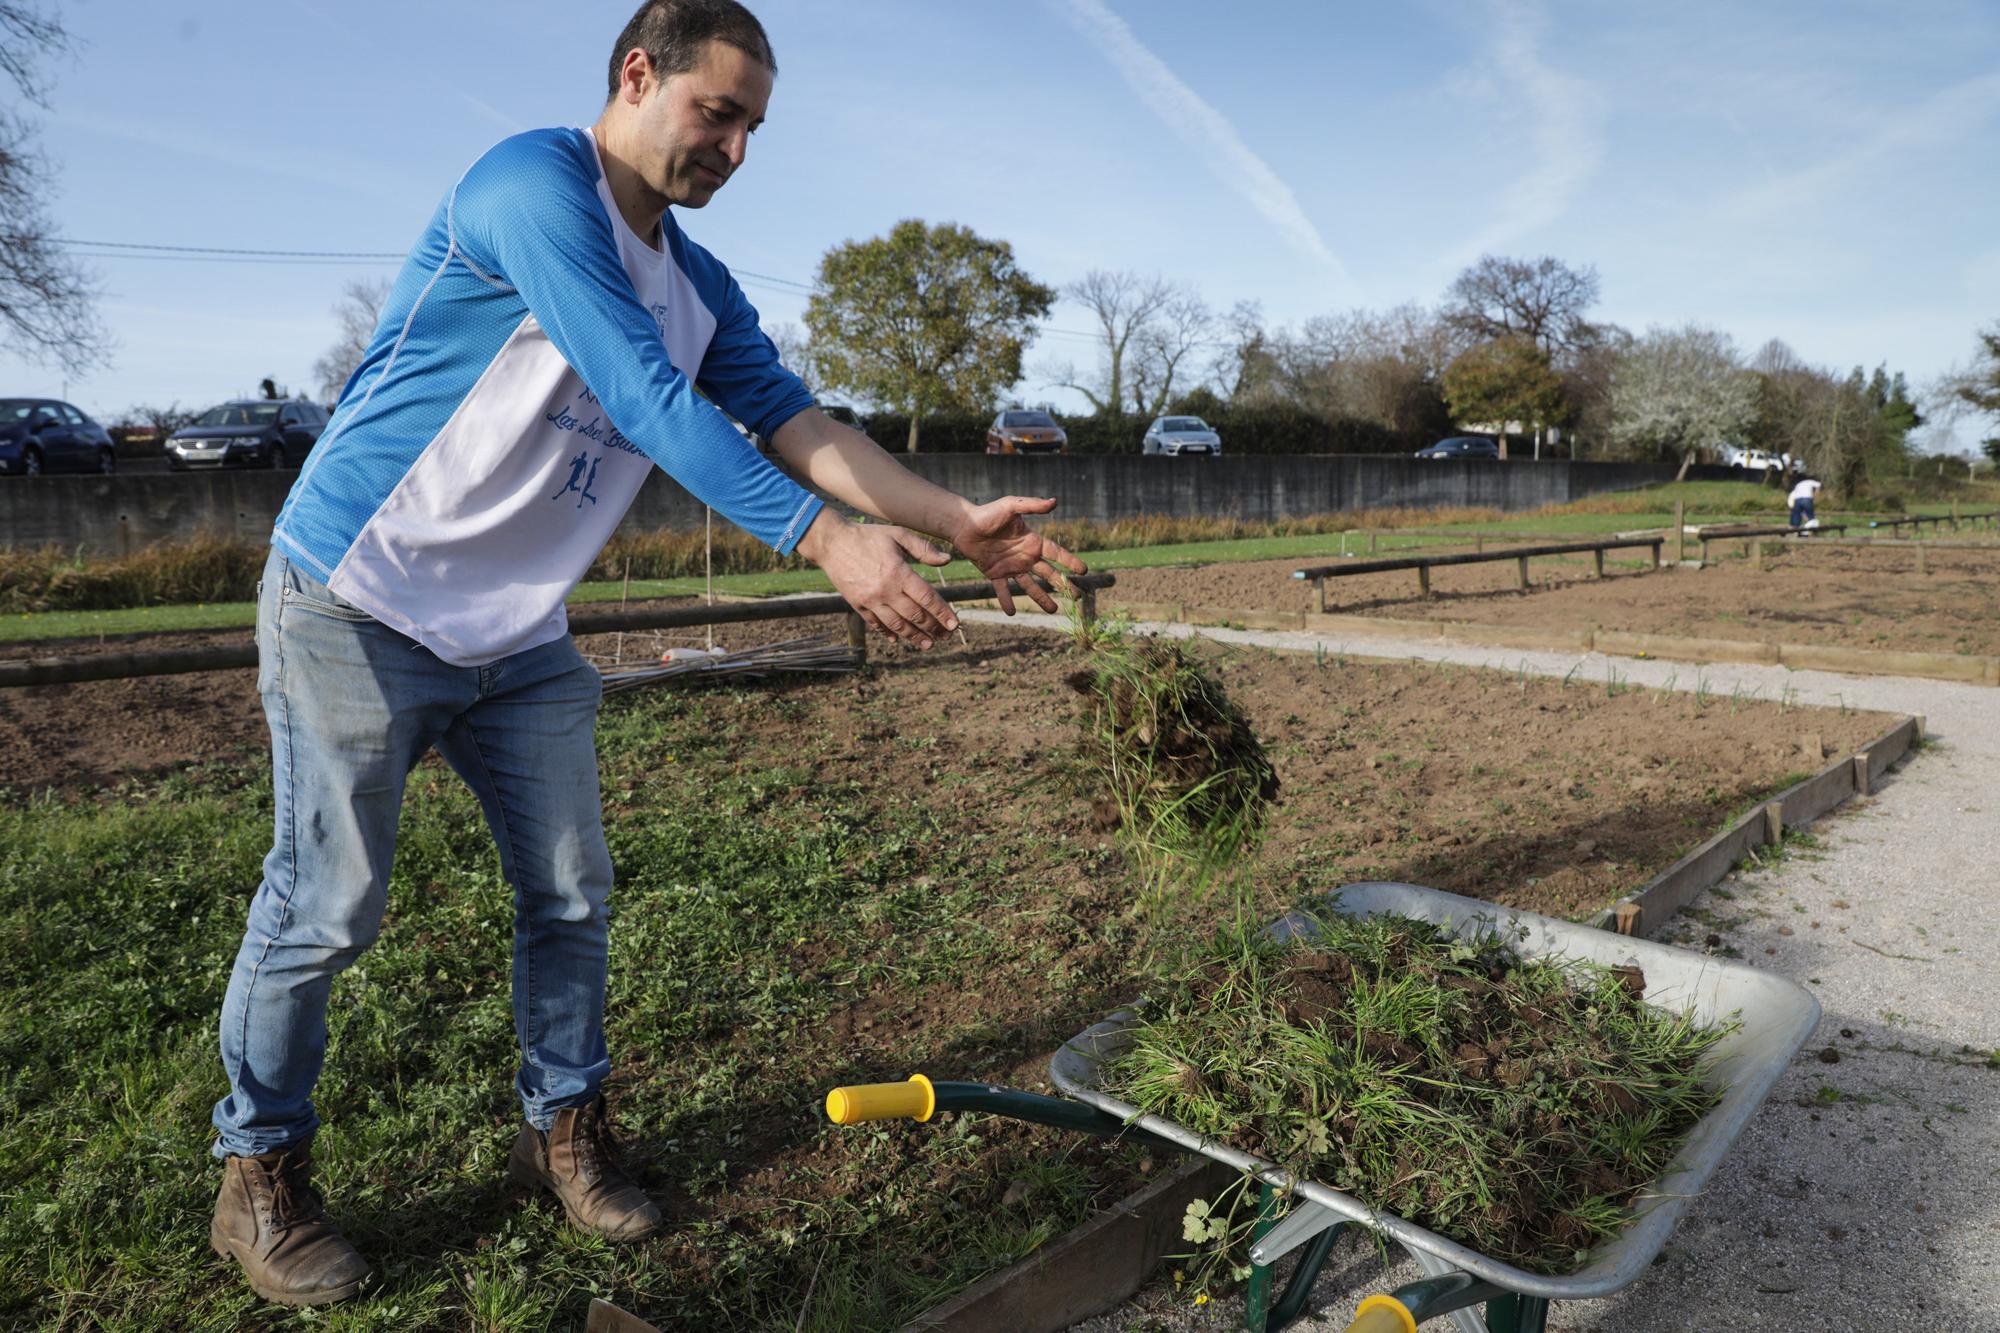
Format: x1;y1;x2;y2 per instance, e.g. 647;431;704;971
1054;0;1351;285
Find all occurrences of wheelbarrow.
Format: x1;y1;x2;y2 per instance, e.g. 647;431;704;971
826;881;1821;1332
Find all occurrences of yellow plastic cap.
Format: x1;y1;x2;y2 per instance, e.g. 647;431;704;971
1347;1295;1418;1333
825;1074;936;1125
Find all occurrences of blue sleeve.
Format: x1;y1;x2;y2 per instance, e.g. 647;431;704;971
668;224;818;441
448;130;822;554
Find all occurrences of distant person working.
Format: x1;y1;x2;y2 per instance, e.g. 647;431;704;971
205;0;1085;1307
1789;476;1822;529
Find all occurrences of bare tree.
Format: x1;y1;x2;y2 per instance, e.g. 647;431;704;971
311;277;392;401
1443;255;1600;359
1045;270;1177;414
762;320;821;399
1558;323;1632;458
1608;325;1758;477
1248;304;1459;445
115;401;197;443
1209;300;1288;407
1127;288;1214;419
0;2;107;373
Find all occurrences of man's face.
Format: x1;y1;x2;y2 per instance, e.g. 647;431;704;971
625;40;771;209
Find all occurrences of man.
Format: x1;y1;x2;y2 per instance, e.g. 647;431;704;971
1789;474;1821;530
208;0;1084;1306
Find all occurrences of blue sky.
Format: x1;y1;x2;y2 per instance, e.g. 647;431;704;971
7;0;1998;450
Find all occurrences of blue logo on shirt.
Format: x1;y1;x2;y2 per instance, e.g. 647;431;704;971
552;451;600;508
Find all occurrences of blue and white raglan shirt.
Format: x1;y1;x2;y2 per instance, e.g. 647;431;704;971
272;127;822;667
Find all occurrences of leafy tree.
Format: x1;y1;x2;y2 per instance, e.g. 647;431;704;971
1443;255;1600;357
805;220;1053;451
311;278;392;401
0;2;106;373
1607;325;1758;478
1945;325;2000;451
1442;335;1566;459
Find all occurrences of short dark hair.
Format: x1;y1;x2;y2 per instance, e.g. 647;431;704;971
607;0;776;98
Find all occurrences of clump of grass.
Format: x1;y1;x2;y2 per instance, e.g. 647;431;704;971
1105;910;1732;1290
1066;620;1277;900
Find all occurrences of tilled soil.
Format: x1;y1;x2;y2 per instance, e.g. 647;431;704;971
1101;542;2000;657
0;614;1891;921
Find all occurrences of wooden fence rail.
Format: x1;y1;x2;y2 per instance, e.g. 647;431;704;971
0;573;1117;690
1290;537;1665;612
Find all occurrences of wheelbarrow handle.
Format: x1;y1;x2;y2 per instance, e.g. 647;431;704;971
1342;1297;1417;1333
826;1075;936;1124
825;1076;1182;1149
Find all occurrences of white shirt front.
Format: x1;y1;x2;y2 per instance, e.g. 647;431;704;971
1789;479;1821;504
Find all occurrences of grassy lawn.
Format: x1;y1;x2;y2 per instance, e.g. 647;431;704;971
0;674;1164;1331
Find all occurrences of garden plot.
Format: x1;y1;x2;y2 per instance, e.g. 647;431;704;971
0;623;1889;1329
1101;543;2000;659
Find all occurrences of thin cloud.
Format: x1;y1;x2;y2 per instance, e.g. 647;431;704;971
1443;0;1605;267
1051;0;1350;284
459;91;528;138
1723;68;2000;221
58;111;411;202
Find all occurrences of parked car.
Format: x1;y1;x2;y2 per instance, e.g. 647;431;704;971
0;398;117;475
1723;446;1790;472
167;400;328;470
1141;415;1222;456
986;409;1068;455
1415;436;1500;460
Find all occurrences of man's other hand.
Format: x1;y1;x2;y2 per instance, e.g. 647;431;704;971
796;511;958;649
948;496;1088;614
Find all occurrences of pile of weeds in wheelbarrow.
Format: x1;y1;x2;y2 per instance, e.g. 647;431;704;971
1065;616;1278;900
1104;910;1733;1289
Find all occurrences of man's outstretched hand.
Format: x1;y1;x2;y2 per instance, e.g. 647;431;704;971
948;496;1088;614
795;511;960;649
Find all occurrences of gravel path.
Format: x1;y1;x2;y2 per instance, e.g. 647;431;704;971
962;610;2000;1333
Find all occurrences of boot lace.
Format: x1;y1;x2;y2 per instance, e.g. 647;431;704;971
264;1150;325;1231
572;1099;626;1187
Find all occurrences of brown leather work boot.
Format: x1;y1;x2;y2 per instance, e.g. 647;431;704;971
210;1143;373;1306
507;1095;661;1242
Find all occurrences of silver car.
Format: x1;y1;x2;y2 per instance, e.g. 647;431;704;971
1142;415;1222;456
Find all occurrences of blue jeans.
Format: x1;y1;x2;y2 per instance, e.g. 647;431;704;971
212;551;613;1156
1790;498;1814;528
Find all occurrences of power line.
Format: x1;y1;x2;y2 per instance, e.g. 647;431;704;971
56;238;407;259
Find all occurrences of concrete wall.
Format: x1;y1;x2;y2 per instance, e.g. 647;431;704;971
0;456;1729;550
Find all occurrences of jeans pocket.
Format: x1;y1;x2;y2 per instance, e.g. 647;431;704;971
281;567;377;623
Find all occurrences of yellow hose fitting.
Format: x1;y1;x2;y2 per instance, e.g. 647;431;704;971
825;1074;937;1125
1346;1294;1418;1333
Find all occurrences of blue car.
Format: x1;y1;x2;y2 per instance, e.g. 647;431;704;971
1414;436;1500;460
0;398;117;475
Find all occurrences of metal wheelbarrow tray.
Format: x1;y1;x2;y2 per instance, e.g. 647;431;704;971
1049;880;1822;1306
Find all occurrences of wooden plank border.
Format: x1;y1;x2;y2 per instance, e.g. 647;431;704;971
1105;602;2000;688
900;1159;1234;1333
1589;714;1921;937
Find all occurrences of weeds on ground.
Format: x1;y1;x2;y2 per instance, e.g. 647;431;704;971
1104;910;1733;1292
1065;616;1277;906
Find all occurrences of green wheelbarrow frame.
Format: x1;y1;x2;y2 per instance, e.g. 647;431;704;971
828;882;1821;1331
